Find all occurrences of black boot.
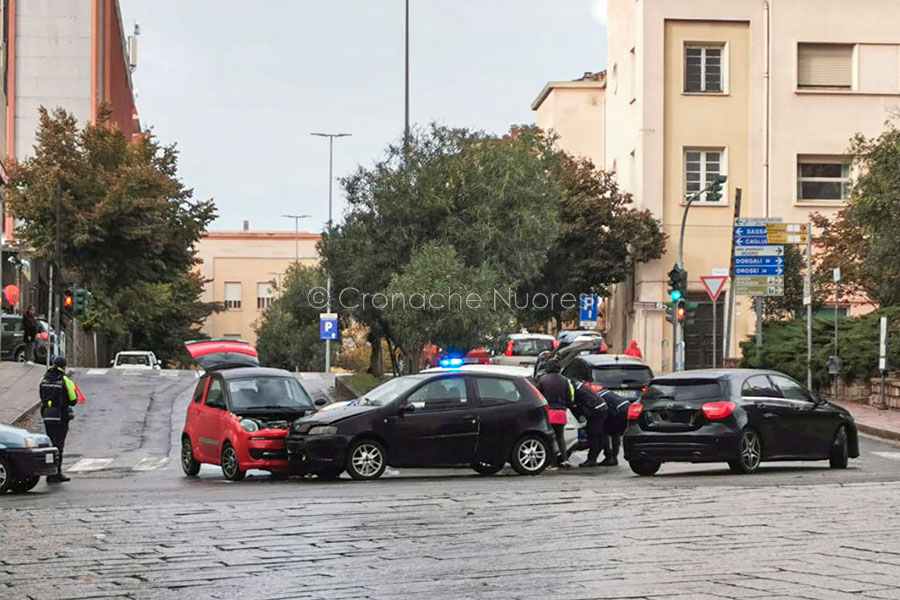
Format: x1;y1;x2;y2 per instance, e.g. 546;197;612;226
57;473;71;483
46;474;61;483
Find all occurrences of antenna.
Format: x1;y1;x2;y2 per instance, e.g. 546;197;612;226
127;22;140;72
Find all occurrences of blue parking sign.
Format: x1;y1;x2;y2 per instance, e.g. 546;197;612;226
319;313;338;341
579;295;599;326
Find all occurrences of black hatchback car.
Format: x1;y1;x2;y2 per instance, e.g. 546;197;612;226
562;355;653;400
623;369;859;476
286;366;555;480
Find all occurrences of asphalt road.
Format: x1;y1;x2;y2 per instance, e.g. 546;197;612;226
3;369;900;599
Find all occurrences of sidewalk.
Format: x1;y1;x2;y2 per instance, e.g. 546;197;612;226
0;362;47;425
834;400;900;444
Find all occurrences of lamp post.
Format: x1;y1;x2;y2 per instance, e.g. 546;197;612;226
281;214;311;264
310;133;352;374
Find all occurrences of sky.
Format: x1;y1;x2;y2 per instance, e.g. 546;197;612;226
121;1;608;233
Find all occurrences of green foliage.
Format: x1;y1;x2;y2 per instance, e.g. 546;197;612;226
812;123;900;306
6;106;217;361
761;244;823;321
741;307;900;388
341;373;384;396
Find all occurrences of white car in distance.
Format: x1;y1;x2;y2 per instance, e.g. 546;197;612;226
111;351;161;370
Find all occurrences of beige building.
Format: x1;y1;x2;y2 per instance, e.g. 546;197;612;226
532;71;606;166
538;0;900;374
195;228;321;345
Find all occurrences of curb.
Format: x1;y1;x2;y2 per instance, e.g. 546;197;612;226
335;375;362;399
856;421;900;444
11;400;40;426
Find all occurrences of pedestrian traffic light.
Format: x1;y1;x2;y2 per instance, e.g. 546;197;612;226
683;300;700;327
707;174;728;202
74;287;90;316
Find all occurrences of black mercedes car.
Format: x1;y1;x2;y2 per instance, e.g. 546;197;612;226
286;366;555;480
0;422;59;494
623;369;859;476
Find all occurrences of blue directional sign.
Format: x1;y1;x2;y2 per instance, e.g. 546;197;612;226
734;227;768;237
579;295;600;326
734;256;785;267
734;236;772;247
319;313;338;341
734;266;784;276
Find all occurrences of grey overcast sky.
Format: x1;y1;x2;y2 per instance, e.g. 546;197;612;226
120;1;608;232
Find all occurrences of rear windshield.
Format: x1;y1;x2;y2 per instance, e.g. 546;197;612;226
117;354;149;366
512;339;554;356
591;366;653;387
642;379;726;402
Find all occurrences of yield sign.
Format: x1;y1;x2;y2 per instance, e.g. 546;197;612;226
700;276;728;302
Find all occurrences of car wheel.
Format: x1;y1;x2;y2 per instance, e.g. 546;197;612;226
472;462;504;476
510;435;550;476
220;443;246;481
317;468;344;481
730;429;762;474
0;456;12;493
14;349;25;363
181;437;201;476
10;475;40;494
629;459;661;476
829;426;849;469
346;439;387;481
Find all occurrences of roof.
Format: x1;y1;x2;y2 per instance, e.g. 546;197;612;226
217;367;296;380
202;231;321;241
532;70;607;110
576;355;648;368
116;350;154;355
653;369;772;381
422;365;532;378
507;333;555;340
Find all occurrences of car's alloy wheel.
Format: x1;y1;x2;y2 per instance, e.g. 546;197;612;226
629;459;661;476
15;349;25;363
472;462;504;476
0;456;11;494
10;475;40;494
347;440;387;480
221;443;246;481
181;437;201;477
730;429;762;474
829;426;849;469
510;435;549;476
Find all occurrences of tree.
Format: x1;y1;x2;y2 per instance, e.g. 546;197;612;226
812;123;900;307
6;106;216;360
761;244;820;320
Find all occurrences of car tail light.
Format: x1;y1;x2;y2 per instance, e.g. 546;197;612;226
627;403;643;420
552;339;559;349
702;401;736;420
38;332;49;341
585;382;604;393
505;340;514;356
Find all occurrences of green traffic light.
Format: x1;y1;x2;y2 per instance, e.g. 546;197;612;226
670;290;682;302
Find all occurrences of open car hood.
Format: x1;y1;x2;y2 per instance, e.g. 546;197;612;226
533;337;606;379
184;339;260;371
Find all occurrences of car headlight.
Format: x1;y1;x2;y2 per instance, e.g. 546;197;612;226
23;437;37;449
240;419;259;433
308;425;338;436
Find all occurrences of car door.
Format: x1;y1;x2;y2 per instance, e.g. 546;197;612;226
740;374;792;458
385;375;478;467
196;377;228;462
770;374;833;458
473;376;528;466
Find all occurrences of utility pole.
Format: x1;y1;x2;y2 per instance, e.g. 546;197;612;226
311;132;352;374
281;214;310;264
54;182;62;360
805;220;813;389
404;0;410;152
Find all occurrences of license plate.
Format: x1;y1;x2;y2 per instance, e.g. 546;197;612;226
618;389;639;398
45;453;55;464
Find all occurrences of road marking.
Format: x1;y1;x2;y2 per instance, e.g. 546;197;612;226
85;368;108;375
67;458;114;472
132;457;171;471
160;371;180;377
873;451;900;461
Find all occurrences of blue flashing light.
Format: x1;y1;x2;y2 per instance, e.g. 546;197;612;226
439;357;464;368
669;290;683;302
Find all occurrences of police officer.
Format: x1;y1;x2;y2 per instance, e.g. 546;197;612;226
536;358;573;469
571;381;609;467
40;356;78;483
597;386;634;466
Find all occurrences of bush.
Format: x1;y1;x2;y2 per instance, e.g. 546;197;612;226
341;373;385;396
740;306;900;389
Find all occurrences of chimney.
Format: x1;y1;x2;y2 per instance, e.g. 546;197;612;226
242;220;249;232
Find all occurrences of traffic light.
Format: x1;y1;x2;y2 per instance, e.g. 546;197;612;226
667;264;687;302
676;304;686;323
683;300;700;327
665;299;683;324
707;174;727;202
74;287;90;316
63;289;74;314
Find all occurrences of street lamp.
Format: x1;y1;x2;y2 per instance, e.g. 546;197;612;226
281;214;310;264
310;132;352;374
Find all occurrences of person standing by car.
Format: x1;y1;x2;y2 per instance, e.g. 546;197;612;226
536;358;573;469
598;385;634;466
23;305;38;363
39;356;78;483
571;380;609;467
624;340;643;359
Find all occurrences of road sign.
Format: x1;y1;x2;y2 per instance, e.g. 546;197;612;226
880;316;889;373
579;294;600;327
700;276;728;302
734;256;784;266
766;232;808;244
712;267;729;277
319;313;338;341
767;223;809;234
733;237;772;247
735;266;784;276
735;245;784;257
803;278;812;306
735;217;782;226
633;301;666;311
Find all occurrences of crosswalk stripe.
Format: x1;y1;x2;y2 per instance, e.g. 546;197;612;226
873;451;900;461
85;368;108;375
67;458;114;472
132;457;171;471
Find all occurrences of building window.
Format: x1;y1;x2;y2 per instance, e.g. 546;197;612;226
224;282;242;310
257;282;274;310
797;157;850;201
798;43;853;89
684;149;726;201
685;45;724;93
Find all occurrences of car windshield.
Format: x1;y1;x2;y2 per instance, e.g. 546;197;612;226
117;354;149;366
511;339;554;356
591;366;653;387
642;379;726;402
227;377;314;411
359;375;428;406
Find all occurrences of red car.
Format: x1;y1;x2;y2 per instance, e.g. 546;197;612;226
180;340;320;480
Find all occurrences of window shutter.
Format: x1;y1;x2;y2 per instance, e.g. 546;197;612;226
798;44;853;88
224;283;242;303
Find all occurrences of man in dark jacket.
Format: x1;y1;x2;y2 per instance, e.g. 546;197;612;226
40;356;78;483
598;387;634;466
22;305;38;363
571;381;609;467
536;358;573;468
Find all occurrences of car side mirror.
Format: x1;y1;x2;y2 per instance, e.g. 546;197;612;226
400;403;416;415
109;360;115;366
314;397;328;408
206;399;225;410
813;393;827;405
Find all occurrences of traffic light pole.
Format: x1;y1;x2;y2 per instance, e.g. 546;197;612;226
674;192;700;372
